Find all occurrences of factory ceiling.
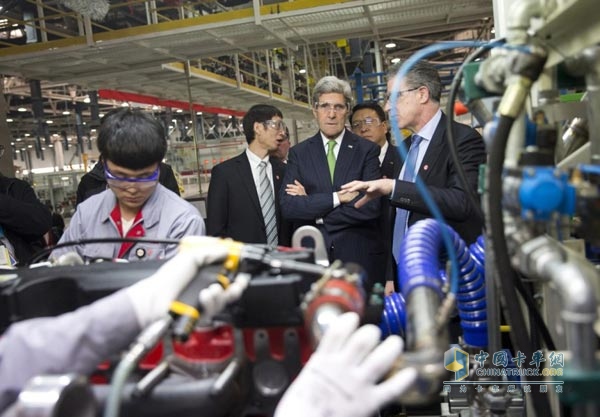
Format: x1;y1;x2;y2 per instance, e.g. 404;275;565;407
0;0;494;139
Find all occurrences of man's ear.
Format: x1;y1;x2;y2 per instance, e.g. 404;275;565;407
418;86;430;104
254;121;263;136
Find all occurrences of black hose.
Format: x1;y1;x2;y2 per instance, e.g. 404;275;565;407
487;114;551;415
519;274;556;351
28;237;181;264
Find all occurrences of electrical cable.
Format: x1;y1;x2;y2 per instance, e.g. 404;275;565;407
28;237;180;264
444;42;502;226
517;274;556;351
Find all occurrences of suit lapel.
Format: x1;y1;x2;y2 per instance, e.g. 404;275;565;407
382;145;400;179
394;137;411;179
270;156;284;221
416;114;446;182
306;133;333;189
236;153;262;216
334;130;357;187
271;158;284;194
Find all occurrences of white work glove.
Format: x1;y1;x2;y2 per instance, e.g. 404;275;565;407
125;236;230;327
274;312;417;417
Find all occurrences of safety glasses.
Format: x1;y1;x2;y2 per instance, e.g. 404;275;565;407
104;163;159;190
351;117;384;130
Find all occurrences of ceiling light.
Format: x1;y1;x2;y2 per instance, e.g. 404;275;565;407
391;57;401;64
24;133;30;137
16;138;22;142
46;120;53;124
385;42;397;49
6;118;13;122
91;128;96;132
152;105;159;111
62;111;71;115
27;145;33;148
49;144;54;148
99;113;105;118
121;102;130;107
17;107;27;112
176;109;183;113
299;69;306;74
10;142;14;146
196;112;203;115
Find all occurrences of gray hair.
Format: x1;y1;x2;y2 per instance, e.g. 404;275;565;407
387;60;442;103
312;76;353;106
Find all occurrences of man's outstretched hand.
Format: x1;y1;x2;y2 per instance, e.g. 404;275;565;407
340;179;395;208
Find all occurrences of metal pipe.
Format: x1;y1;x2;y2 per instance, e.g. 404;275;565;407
517;236;598;370
184;60;203;195
542;261;597;370
581;46;600;165
405;287;442;351
393;287;447;405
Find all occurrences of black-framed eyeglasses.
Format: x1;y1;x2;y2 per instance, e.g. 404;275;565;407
351;117;384;130
384;87;419;103
315;102;349;113
263;119;287;131
104;163;160;190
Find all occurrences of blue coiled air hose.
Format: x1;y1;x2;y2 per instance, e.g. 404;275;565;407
380;219;488;347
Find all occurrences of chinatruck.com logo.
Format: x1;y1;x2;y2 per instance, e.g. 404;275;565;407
443;347;565;394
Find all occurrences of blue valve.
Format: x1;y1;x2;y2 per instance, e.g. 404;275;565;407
519;167;576;220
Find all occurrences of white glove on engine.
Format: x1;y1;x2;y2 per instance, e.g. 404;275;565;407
274;312;417;417
125;236;229;327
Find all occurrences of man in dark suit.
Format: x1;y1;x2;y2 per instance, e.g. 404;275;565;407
350;102;401;179
280;76;384;290
207;104;291;246
350;102;402;294
341;61;486;268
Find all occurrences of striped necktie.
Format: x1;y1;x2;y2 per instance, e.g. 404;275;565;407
258;161;278;246
392;134;423;263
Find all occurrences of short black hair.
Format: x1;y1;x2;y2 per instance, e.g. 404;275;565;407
242;104;283;144
350;102;387;125
350;102;391;142
97;108;167;169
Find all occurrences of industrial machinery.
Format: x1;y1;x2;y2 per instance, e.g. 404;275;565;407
380;0;600;415
0;227;384;417
2;0;600;416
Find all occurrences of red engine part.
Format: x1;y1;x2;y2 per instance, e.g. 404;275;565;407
304;279;365;325
91;324;313;383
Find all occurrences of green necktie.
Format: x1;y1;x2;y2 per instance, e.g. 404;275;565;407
327;139;337;182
